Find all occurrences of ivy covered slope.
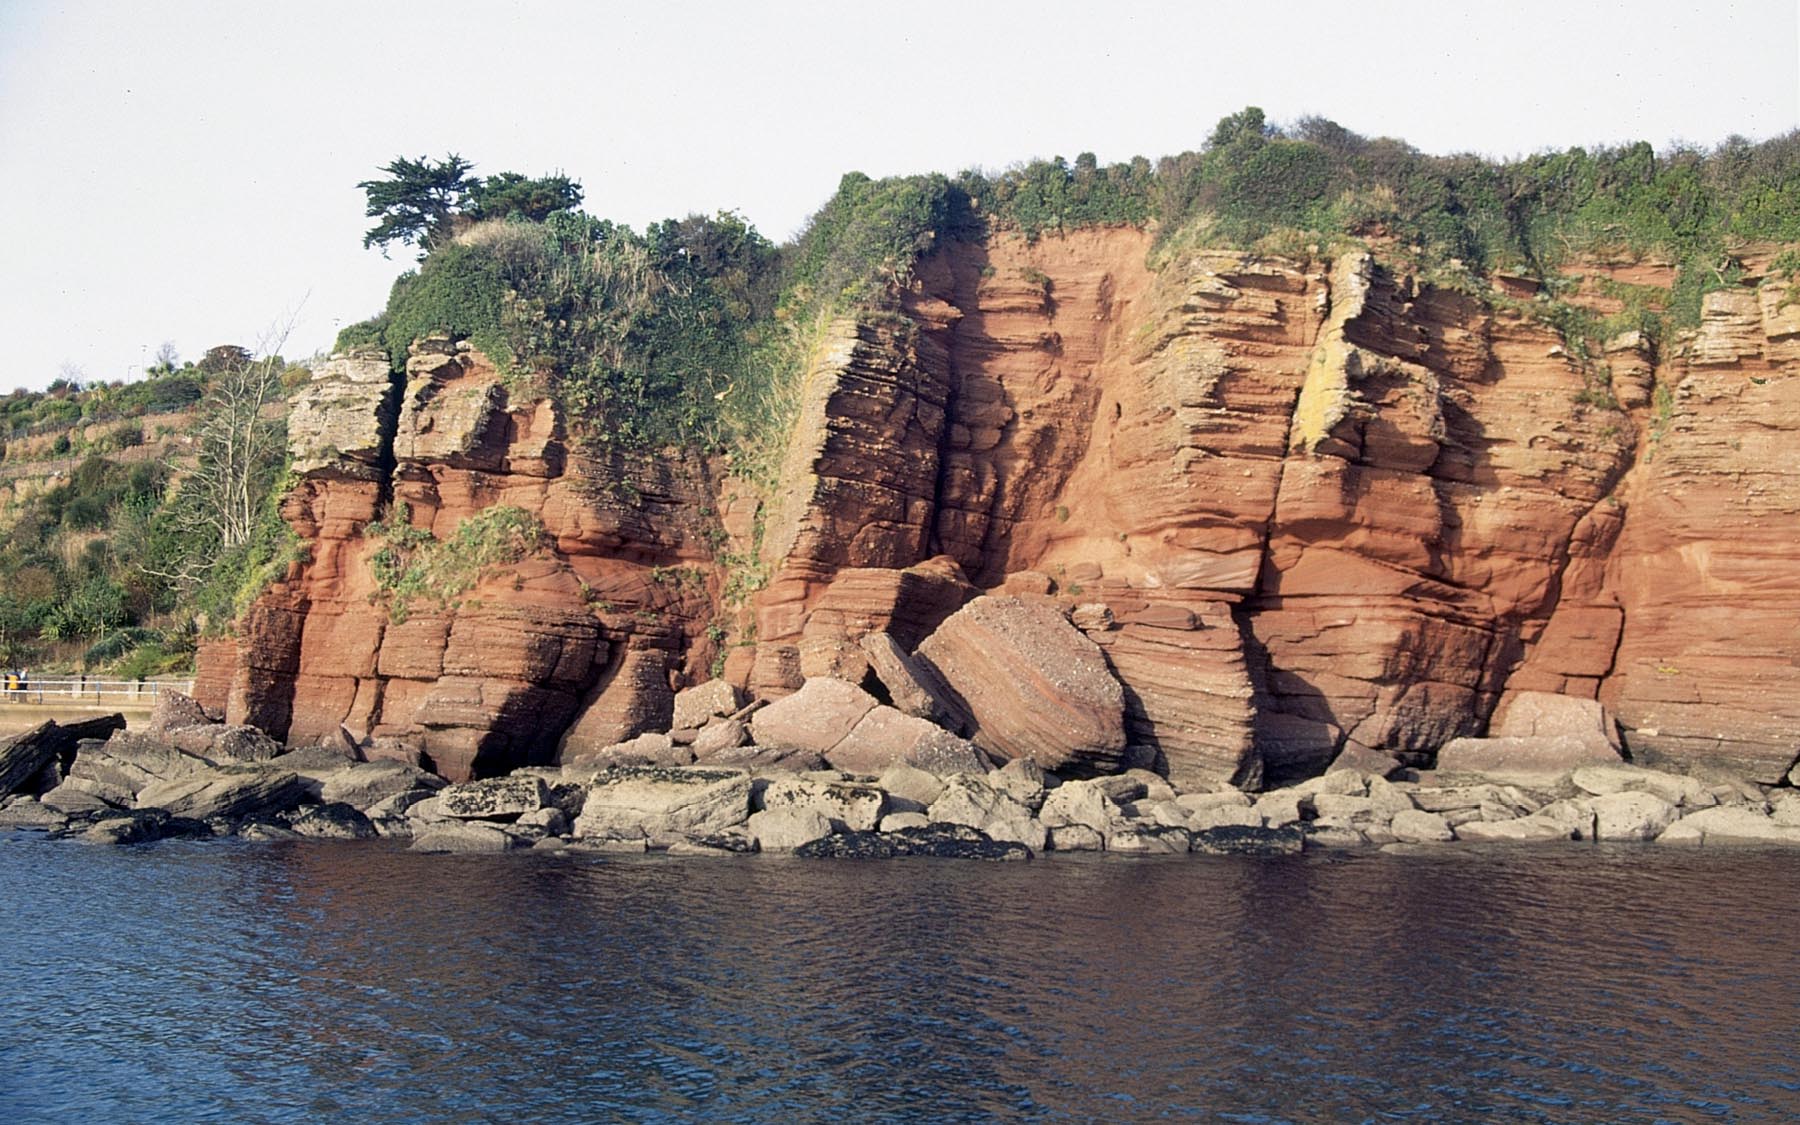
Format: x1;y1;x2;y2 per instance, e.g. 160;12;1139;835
0;347;305;677
336;110;1800;475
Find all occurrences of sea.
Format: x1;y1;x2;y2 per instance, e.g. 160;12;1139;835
2;834;1797;1123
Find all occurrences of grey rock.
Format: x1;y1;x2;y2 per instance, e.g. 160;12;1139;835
1105;824;1190;855
987;758;1049;811
758;776;885;832
135;768;306;822
796;824;1032;861
671;680;745;731
1175;789;1253;813
0;797;66;830
288;803;378;840
574;767;752;840
1588;791;1679;841
438;775;548;820
877;811;930;832
1253;791;1304;827
1455;816;1574;842
319;761;445;810
515;806;569;835
1;716;126;796
1191;825;1305;856
568;835;649;855
928;776;1045;849
1570;765;1716;809
746;807;834;851
877;763;947;810
1389;808;1455;843
38;784;112;815
367;789;438;819
691;718;751;759
1658;806;1800;845
1301;824;1369;849
410;822;523;853
1184;803;1263;831
1046;824;1105;852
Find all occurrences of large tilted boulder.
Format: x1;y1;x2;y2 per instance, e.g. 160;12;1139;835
825;706;987;775
858;633;955;725
134;767;307;822
63;732;214;807
748;678;877;756
914;596;1127;772
1434;734;1622;782
319;761;446;810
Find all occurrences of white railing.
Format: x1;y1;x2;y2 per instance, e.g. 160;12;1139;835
0;678;194;705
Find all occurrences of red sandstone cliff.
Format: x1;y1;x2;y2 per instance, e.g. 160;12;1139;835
197;231;1800;784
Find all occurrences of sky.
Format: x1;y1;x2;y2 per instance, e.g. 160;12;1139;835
1;0;1796;393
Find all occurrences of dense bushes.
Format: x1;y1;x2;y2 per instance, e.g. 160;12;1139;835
333;114;1800;475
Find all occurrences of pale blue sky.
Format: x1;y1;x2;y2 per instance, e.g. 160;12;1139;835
2;0;1796;391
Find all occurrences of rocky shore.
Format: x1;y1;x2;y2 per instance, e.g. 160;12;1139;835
3;673;1796;858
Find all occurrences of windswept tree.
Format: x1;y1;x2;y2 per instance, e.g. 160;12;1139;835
359;154;479;254
360;155;585;255
467;171;583;223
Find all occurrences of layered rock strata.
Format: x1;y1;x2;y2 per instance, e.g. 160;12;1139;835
200;229;1800;785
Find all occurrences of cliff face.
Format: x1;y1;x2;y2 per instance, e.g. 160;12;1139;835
198;230;1800;784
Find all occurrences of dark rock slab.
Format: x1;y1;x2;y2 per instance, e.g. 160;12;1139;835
797;823;1033;861
1190;825;1305;856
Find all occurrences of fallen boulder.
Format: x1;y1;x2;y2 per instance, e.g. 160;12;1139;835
319;761;446;811
572;767;752;841
671;680;744;732
1434;734;1622;781
749;677;878;756
411;822;524;853
438;775;548;820
1493;692;1620;755
859;632;955;725
745;807;833;851
914;596;1127;772
796;824;1032;861
826;706;986;775
134;768;306;823
758;775;885;832
1658;806;1800;846
0;716;127;797
925;775;1045;850
1190;825;1305;856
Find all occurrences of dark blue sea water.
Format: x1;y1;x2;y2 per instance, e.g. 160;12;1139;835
1;834;1797;1123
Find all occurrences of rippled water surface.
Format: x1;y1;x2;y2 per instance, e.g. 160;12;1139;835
2;835;1797;1123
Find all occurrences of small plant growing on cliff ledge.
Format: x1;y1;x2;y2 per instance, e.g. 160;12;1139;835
367;502;546;622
